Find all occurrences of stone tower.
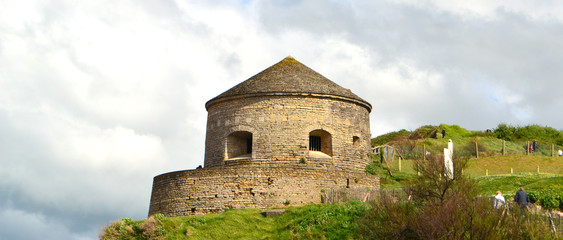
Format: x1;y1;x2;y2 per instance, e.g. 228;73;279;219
204;56;372;171
148;57;378;217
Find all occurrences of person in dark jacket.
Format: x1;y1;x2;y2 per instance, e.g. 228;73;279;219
514;187;530;217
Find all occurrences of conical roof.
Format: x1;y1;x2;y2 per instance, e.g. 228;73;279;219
205;56;371;111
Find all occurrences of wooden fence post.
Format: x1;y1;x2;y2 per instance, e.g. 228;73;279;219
475;141;479;158
399;157;402;172
527;141;530;155
502;140;506;156
392;145;396;161
552;144;555;157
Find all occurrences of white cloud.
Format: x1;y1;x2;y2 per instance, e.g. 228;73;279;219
0;208;78;240
1;0;563;239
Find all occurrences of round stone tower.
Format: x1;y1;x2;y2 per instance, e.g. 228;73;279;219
204;56;372;171
148;57;378;217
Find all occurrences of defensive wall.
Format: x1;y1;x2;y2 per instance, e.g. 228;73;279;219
148;166;379;216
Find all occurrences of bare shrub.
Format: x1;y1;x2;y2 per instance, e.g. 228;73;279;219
359;193;417;240
360;154;557;239
99;219;134;240
139;215;165;239
405;154;474;204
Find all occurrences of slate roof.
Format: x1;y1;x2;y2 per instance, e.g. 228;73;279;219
205;56;371;111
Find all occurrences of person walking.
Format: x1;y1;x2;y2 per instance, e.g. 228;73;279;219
514;187;530;217
494;190;505;210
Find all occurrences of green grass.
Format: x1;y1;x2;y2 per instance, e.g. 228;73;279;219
475;173;563;197
175;208;274;239
272;201;369;239
101;202;370;240
376;155;562;179
465;155;563;176
375;123;563;158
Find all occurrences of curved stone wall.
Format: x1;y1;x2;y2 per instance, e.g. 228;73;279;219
148;166;379;217
204;95;371;172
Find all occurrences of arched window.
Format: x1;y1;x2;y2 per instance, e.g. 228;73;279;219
226;131;252;159
309;129;332;157
353;136;360;147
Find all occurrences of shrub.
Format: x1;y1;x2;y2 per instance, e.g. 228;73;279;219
100;216;166;240
360;154;557;239
493;123;563;146
528;191;540;203
540;194;559;210
409;125;439;139
371;129;411;146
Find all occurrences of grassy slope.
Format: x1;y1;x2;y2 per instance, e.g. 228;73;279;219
381;155;563;177
101;202;369;240
465;155;563;176
475;173;563;197
104;124;563;238
377;155;562;194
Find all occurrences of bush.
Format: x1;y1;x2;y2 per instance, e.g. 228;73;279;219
541;194;559;210
528;190;563;211
371;129;411;146
409;125;439;139
493;123;563;146
528;191;540;203
100;215;166;240
360;154;558;239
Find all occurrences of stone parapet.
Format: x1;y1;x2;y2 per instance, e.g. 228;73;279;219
148;166;379;217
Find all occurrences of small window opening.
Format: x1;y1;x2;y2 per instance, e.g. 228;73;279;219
353;136;360;147
191;208;196;213
309;130;332;157
226;131;253;159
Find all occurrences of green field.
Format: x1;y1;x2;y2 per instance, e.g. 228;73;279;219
475;173;563;197
382;155;563;177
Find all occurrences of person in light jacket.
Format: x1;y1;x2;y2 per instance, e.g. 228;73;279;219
494;190;505;210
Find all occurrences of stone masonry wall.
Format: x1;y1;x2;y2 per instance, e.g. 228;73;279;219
204;95;371;172
148;166;379;217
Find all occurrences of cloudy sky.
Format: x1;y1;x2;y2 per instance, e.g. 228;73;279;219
1;0;563;239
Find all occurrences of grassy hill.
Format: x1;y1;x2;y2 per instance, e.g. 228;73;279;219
101;124;563;239
371;123;563;158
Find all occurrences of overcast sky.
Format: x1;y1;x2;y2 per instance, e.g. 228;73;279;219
1;0;563;239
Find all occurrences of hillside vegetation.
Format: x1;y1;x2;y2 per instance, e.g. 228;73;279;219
366;123;563;215
102;124;563;239
371;123;563;158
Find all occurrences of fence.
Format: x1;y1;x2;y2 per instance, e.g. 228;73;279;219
375;142;562;176
386;141;563;159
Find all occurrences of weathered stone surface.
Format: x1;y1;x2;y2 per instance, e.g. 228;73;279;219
260;209;286;218
148;57;379;217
